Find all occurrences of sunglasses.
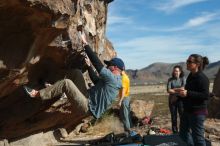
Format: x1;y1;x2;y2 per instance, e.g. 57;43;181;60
186;60;196;64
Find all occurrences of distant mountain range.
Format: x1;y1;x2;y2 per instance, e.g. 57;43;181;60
126;61;220;85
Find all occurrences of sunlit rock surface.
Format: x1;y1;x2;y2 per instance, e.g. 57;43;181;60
0;0;115;140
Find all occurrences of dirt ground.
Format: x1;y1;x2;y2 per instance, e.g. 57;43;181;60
130;83;214;95
59;83;219;145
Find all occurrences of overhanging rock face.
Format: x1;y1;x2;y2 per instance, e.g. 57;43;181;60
0;0;115;140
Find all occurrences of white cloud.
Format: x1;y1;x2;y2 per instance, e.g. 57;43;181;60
185;13;218;27
170;12;219;30
116;36;200;54
156;0;208;13
106;1;220;69
107;15;132;25
114;35;220;69
137;12;220;32
107;2;134;31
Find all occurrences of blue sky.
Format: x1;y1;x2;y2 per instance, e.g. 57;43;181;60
106;0;220;69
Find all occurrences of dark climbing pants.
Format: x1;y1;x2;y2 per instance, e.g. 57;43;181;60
179;112;206;146
169;97;183;133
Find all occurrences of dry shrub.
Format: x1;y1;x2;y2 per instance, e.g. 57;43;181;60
88;114;124;136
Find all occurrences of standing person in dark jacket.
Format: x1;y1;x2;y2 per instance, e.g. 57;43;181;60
24;32;124;132
167;65;185;133
178;54;210;146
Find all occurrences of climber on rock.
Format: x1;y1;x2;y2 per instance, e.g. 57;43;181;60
24;31;124;121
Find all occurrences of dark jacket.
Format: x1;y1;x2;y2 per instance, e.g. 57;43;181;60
84;45;103;84
183;71;209;113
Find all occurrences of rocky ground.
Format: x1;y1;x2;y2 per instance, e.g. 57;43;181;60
130;84;220;145
2;84;219;146
73;84;219;145
52;84;220;145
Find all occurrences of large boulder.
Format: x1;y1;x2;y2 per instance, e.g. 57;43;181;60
130;100;154;120
213;68;220;97
0;0;115;140
208;68;220;118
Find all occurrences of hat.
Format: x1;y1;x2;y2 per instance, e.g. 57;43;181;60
104;58;125;70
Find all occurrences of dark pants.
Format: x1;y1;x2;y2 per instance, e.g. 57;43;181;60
169;97;183;133
179;112;206;146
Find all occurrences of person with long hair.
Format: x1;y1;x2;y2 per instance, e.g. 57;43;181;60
167;65;185;133
179;54;210;146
